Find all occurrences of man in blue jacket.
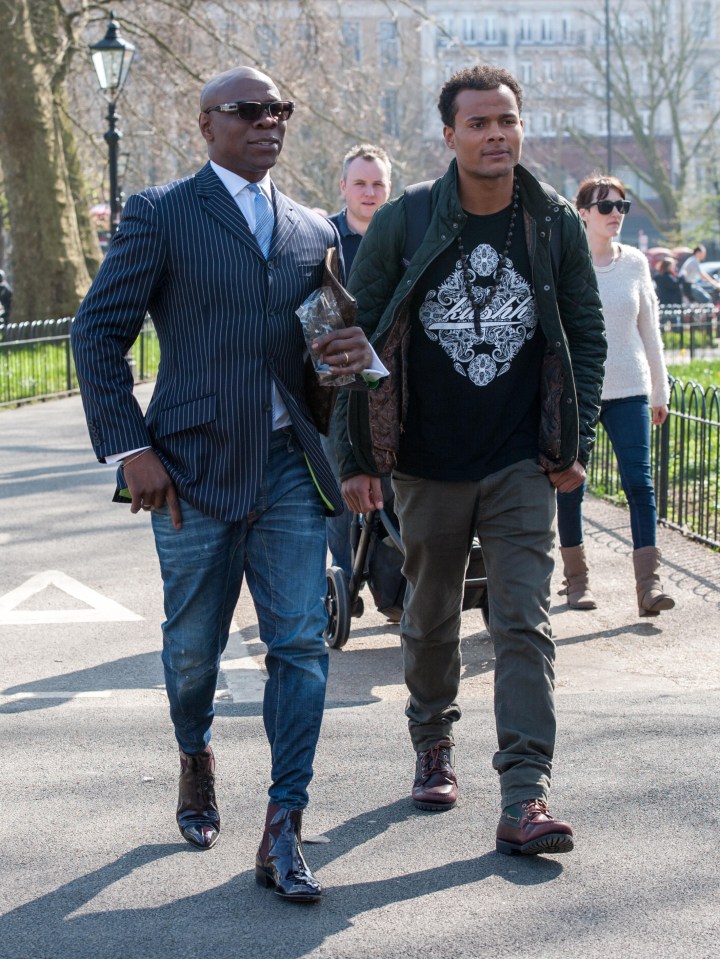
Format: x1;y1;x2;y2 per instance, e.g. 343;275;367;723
336;65;606;857
72;66;374;902
324;143;392;586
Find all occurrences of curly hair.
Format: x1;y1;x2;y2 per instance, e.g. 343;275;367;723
437;65;523;127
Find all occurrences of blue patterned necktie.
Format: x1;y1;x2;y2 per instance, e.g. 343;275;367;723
247;182;273;257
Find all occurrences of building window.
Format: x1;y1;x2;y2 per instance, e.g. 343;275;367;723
483;16;497;43
541;112;555;135
462;16;477;43
342;21;362;63
436;17;455;49
693;66;711;103
540;16;553;42
518;17;532;42
693;1;713;40
379;21;400;69
295;21;318;54
381;90;400;137
255;25;278;64
519;61;533;85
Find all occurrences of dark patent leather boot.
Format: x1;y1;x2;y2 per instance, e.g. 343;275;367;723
176;746;220;849
255;804;322;902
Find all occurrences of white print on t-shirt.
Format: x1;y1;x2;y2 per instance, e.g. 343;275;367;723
418;244;537;386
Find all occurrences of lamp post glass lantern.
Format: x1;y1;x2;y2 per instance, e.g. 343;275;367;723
90;14;135;235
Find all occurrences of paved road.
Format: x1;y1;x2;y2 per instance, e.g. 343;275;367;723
1;385;719;959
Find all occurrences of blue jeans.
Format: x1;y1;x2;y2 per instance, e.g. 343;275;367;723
557;396;656;549
151;428;329;809
321;423;353;580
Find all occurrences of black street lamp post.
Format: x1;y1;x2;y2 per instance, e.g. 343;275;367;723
90;14;135;235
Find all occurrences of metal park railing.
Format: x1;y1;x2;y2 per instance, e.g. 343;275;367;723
2;308;720;548
589;378;720;548
0;317;159;408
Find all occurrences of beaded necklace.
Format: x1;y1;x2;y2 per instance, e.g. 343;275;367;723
456;176;520;334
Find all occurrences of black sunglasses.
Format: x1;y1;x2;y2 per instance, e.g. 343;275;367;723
586;199;631;215
203;100;295;122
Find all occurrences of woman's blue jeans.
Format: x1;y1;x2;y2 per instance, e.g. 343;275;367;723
557;396;657;549
151;429;329;809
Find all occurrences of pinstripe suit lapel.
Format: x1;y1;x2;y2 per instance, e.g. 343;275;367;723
194;163;257;251
270;187;299;259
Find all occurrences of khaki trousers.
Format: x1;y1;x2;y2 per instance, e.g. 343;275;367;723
392;459;557;808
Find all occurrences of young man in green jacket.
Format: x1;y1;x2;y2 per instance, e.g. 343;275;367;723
335;65;606;856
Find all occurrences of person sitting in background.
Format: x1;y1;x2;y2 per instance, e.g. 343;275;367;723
556;174;675;617
653;257;683;308
678;244;719;303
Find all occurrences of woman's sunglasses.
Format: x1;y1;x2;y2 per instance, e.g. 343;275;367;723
203;100;295;123
586;199;631;215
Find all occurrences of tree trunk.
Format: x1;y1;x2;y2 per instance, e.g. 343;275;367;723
0;0;92;326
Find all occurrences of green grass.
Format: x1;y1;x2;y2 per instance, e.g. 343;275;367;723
0;328;160;406
667;359;720;387
590;355;720;545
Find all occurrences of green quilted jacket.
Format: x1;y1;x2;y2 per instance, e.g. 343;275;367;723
335;160;606;480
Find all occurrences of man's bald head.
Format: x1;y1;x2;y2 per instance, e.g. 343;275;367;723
200;67;278;112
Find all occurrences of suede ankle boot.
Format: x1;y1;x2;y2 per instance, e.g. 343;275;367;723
633;546;675;616
559;545;597;610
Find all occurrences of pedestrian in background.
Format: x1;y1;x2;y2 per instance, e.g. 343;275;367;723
556;174;675;617
653;257;683;308
323;144;392;586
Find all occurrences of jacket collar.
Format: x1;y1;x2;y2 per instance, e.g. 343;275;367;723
438;158;562;224
194;162;299;257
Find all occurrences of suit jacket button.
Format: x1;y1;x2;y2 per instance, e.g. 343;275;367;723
263;403;272;412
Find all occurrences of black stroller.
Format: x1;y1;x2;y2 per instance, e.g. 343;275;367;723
324;479;489;648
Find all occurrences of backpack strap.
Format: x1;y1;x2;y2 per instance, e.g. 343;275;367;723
402;177;563;284
402;180;435;268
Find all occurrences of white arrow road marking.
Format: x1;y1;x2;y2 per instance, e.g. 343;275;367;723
217;621;267;703
0;570;143;625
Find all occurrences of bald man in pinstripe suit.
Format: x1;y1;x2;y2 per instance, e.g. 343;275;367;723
72;67;375;903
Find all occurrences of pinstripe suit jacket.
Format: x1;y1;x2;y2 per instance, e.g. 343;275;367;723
72;162;344;522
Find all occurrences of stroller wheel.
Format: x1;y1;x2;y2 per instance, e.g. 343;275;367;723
324;566;351;649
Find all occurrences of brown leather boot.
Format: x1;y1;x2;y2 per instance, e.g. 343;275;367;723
255;804;322;902
412;740;458;811
558;545;597;609
632;546;675;617
176;746;220;849
496;799;574;856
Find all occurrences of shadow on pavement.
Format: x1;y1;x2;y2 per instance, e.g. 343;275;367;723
0;800;562;959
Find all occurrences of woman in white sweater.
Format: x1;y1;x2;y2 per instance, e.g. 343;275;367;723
556;174;675;616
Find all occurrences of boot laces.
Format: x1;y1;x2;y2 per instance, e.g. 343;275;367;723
419;741;453;779
522;799;549;821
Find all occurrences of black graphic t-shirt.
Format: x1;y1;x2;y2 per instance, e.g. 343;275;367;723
398;201;546;480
